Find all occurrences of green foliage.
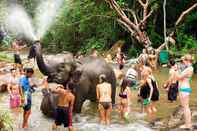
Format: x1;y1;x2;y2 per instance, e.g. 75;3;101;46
42;0;120;54
117;0;125;6
127;47;138;58
0;52;14;62
0;111;13;130
147;23;163;48
176;31;197;53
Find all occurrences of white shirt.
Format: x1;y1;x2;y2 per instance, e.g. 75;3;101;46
126;68;137;80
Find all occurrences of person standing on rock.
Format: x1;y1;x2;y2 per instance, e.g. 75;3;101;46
12;39;26;69
177;54;194;129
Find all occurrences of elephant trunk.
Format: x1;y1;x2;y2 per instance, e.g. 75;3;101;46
28;41;51;76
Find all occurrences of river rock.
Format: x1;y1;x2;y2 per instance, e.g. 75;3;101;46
0;84;7;92
154;105;197;130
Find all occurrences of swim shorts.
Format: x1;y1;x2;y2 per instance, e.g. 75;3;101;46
55;106;72;127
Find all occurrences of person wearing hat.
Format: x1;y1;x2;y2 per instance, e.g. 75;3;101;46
96;74;112;125
177;54;194;129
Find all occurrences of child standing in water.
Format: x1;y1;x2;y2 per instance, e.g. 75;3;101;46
163;59;179;102
96;74;112;125
7;68;21;108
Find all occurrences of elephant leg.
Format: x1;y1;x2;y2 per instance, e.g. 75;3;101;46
110;78;116;105
111;86;116;105
74;93;86;113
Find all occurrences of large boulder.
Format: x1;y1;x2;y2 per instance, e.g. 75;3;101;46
0;84;7;92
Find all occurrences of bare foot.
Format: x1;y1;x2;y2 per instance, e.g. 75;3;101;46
22;124;28;129
179;124;192;129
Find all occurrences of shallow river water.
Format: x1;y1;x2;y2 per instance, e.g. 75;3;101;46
0;67;196;131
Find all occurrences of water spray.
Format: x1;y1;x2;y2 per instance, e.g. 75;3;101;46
5;5;37;41
4;0;64;42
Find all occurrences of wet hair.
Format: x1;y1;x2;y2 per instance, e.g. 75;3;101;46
99;74;107;83
26;68;34;74
169;59;175;66
120;78;128;92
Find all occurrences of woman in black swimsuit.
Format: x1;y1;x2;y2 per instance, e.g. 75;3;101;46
139;67;159;115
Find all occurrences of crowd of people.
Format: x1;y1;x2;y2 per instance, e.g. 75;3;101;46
1;43;194;130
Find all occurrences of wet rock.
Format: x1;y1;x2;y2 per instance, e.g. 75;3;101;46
167;106;184;128
155;105;197;130
0;84;7;92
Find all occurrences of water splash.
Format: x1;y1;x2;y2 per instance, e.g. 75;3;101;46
35;0;63;39
4;0;64;41
5;5;37;41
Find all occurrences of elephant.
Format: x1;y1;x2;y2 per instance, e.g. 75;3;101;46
28;41;116;117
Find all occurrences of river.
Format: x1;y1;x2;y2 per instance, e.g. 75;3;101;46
0;66;197;131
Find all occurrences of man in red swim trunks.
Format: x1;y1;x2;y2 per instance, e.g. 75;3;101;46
49;82;75;131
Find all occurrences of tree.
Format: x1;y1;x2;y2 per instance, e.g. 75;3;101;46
105;0;196;49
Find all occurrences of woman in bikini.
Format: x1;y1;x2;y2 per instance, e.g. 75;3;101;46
96;74;112;125
118;78;131;123
177;54;194;129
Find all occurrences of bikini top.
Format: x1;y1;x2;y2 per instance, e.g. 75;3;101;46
180;65;193;83
119;91;127;99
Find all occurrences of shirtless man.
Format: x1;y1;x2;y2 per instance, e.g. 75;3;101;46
50;83;75;131
96;74;112;125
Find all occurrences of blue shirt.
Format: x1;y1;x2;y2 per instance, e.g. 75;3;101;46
20;76;31;92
